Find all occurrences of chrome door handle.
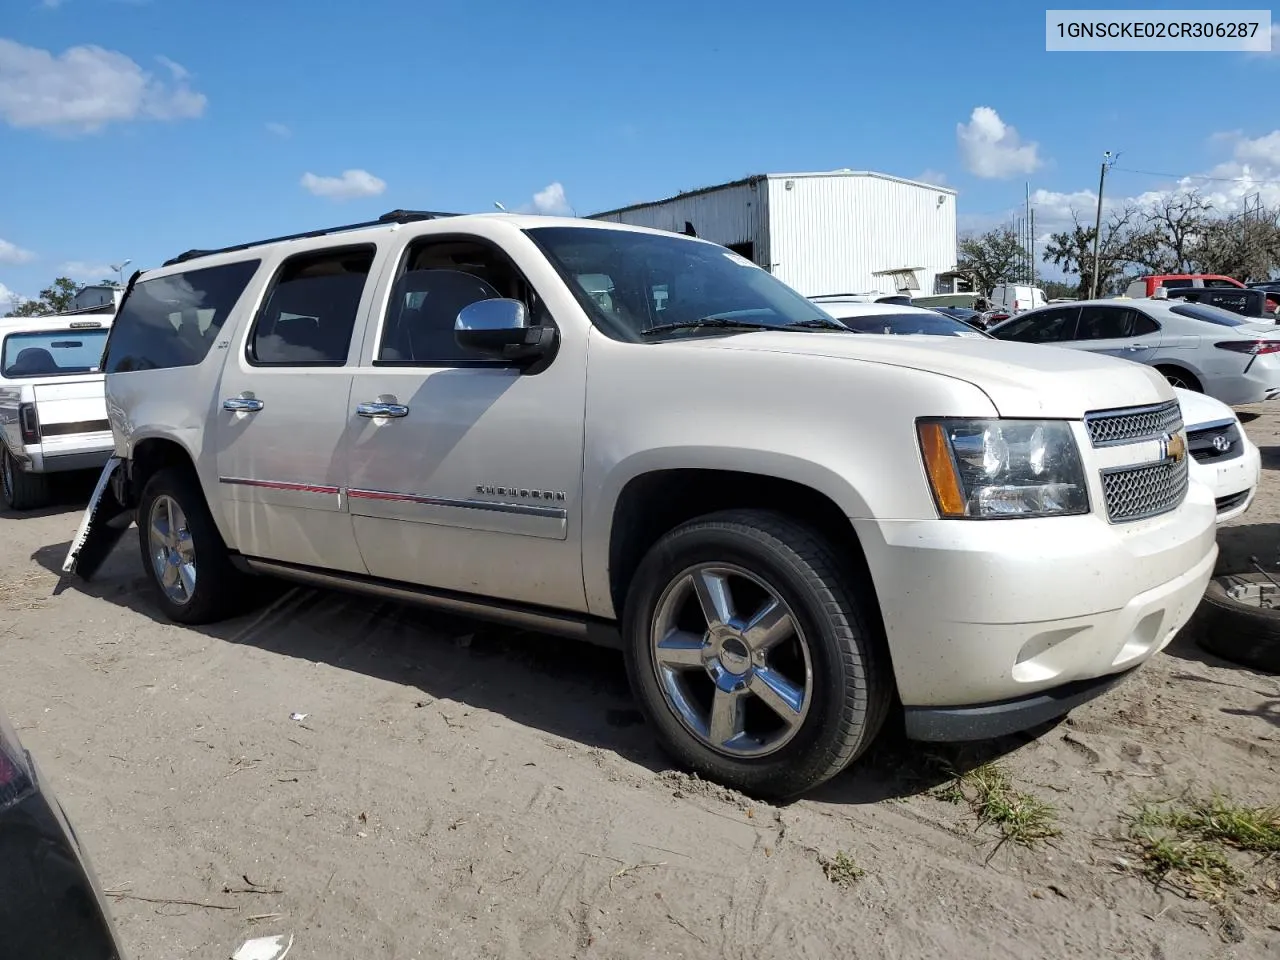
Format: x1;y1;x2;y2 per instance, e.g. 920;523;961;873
357;401;409;419
1124;343;1145;351
223;396;264;412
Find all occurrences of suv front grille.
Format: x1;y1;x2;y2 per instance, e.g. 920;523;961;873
1188;420;1243;464
1100;455;1189;523
1084;400;1182;447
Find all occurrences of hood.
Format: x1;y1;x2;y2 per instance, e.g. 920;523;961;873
1172;386;1235;429
677;331;1173;418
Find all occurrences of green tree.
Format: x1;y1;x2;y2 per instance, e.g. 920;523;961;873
957;227;1027;297
3;276;80;318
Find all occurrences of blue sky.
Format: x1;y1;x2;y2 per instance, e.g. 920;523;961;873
1;0;1277;303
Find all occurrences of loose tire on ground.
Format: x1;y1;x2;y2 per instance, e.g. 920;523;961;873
1;445;50;512
1188;573;1280;674
622;509;891;800
136;467;249;625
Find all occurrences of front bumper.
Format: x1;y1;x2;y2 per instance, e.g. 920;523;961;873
1190;440;1261;525
852;481;1218;716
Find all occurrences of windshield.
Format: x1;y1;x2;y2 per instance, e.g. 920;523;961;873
1168;303;1251;327
2;328;109;378
834;311;990;338
526;226;837;340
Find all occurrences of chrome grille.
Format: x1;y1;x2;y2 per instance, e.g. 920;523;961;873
1084;400;1182;447
1100;455;1189;523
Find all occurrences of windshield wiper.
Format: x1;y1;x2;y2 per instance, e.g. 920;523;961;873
640;318;775;337
640;316;850;337
782;318;851;330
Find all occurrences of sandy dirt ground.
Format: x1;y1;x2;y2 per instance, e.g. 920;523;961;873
3;409;1279;960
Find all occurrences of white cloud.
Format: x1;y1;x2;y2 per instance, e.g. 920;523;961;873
956;106;1042;179
0;238;35;264
300;168;387;200
61;261;115;280
154;55;190;81
265;121;291;138
0;38;206;133
0;283;25;310
530;182;573;216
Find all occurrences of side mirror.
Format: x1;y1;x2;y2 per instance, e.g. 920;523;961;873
455;298;556;363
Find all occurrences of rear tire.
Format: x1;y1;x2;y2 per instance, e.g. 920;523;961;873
1;445;50;511
622;509;891;800
136;467;249;624
1156;366;1202;392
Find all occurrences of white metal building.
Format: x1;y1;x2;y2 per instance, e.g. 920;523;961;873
591;170;959;298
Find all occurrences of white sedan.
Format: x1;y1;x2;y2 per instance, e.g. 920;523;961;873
1177;387;1260;524
986;298;1280;405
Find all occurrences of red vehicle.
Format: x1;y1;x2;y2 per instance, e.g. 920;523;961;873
1126;274;1278;314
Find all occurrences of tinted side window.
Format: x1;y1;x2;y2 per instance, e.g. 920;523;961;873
249;246;373;366
1076;305;1134;339
377;238;549;365
1202;278;1238;288
1160;278;1194;290
104;260;260;373
993;307;1079;343
1131;311;1160;335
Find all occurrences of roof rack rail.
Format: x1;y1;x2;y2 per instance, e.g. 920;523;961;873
161;208;460;267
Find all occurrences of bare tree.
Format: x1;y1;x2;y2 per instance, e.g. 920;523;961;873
1190;206;1280;280
1043;204;1145;298
1133;191;1215;273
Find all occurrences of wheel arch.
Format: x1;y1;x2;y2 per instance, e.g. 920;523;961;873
599;463;884;639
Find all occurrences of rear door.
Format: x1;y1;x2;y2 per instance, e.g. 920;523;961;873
1071;304;1160;363
215;243;383;574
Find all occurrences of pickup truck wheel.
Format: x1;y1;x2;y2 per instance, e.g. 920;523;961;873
623;509;890;800
1;446;50;511
137;468;246;624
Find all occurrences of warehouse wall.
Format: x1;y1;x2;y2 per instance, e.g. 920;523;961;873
590;178;769;266
765;174;957;298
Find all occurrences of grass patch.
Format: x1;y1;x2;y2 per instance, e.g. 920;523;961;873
934;762;1060;848
1126;795;1280;901
819;851;864;889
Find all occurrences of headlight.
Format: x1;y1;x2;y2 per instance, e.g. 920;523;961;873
916;419;1089;519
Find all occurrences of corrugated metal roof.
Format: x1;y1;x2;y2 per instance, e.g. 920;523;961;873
590;169;955;218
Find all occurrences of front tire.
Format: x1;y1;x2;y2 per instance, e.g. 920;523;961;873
1;445;50;511
623;509;891;800
137;467;247;624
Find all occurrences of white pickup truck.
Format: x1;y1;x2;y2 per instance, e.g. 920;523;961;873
1;312;115;510
65;210;1217;798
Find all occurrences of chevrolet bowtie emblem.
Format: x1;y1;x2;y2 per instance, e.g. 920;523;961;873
1161;432;1186;463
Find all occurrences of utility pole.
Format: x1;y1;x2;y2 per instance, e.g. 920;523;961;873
1089;152;1114;300
1025;182;1033;285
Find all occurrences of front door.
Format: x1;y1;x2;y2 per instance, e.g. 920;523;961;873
343;235;588;612
215;243;383;574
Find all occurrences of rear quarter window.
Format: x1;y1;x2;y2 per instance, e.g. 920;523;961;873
104;259;261;373
1168;304;1251;328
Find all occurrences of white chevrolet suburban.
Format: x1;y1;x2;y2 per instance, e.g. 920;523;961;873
1;311;115;510
64;210;1217;798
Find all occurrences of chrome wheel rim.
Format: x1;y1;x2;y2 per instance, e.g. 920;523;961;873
650;563;813;758
1163;372;1190;390
148;494;196;605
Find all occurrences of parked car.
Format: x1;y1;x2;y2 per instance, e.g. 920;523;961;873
811;300;989;338
1162;286;1271;319
986;298;1280;404
66;211;1217;799
809;291;911;307
1126;274;1278;315
987;283;1046;314
928;306;987;329
1;310;116;510
1176;387;1260;524
0;705;126;958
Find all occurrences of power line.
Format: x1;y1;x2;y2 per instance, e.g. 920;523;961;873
1113;166;1280;186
